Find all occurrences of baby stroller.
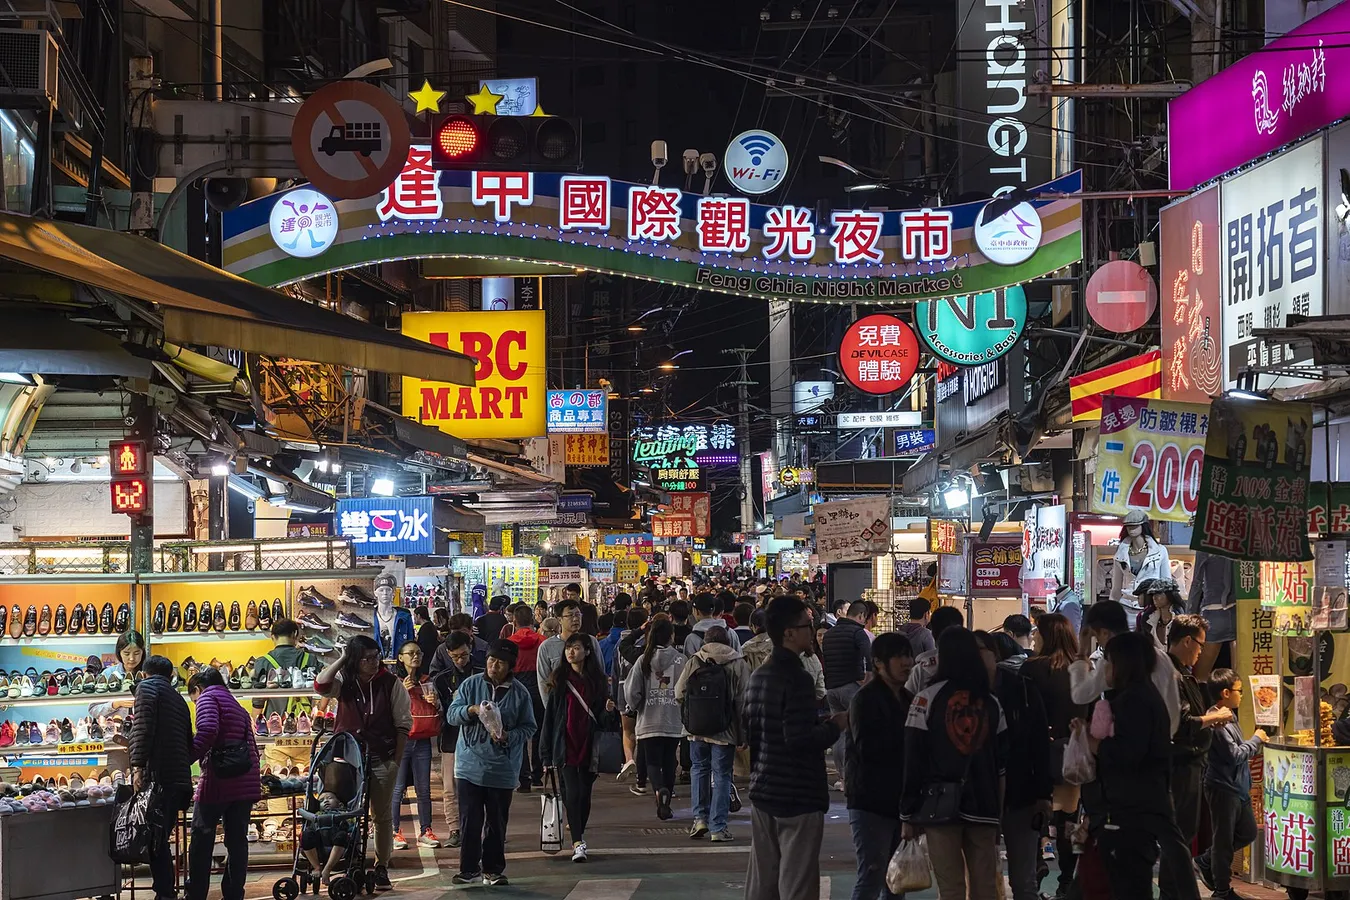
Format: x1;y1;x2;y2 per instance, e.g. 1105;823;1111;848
272;731;373;900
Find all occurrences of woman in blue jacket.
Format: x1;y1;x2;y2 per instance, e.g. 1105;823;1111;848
446;640;537;886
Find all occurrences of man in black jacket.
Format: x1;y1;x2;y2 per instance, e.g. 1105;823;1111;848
821;600;871;787
846;633;913;900
129;655;194;900
746;595;848;900
433;632;481;849
991;647;1052;900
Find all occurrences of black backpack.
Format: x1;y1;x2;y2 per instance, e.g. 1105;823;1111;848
682;658;735;737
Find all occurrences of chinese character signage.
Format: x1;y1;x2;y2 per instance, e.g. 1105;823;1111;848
928;518;961;555
915;285;1027;366
402;311;546;440
1160;188;1223;402
546;389;607;434
1263;746;1318;877
1026;504;1067;599
892;428;936;456
1308;483;1350;537
837;411;922;429
652;492;711;539
969;540;1024;597
564;434;609;467
631;423;739;468
812;497;891;564
1191;398;1314;562
653;466;704;492
1091;396;1209;523
337;496;435;556
1219;138;1323;390
838;314;920;395
1325;753;1350;878
1261;560;1314;636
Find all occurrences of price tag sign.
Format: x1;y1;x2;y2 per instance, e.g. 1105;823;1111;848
272;737;311;749
58;741;105;755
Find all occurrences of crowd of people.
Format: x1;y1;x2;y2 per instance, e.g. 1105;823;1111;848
120;565;1259;900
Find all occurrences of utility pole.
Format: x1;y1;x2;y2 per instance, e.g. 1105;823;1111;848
723;348;757;537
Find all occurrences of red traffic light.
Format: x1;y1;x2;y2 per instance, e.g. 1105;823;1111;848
436;116;479;160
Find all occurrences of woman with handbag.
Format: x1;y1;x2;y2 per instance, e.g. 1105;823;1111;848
392;640;442;849
540;632;618;861
900;627;1007;900
186;666;261;900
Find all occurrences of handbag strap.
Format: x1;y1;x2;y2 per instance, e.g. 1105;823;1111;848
566;681;597;722
545;766;561;798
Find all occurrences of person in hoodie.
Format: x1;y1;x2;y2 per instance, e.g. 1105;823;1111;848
742;608;774;671
186;666;261;900
684;592;743;656
905;605;964;697
624;618;688;820
901;597;936;657
446;640;537;887
432;631;480;850
506;605;546;793
675;625;749;842
1195;668;1267;900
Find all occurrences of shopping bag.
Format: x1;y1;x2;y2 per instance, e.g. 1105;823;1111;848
885;836;932;894
540;770;564;855
109;783;164;864
1062;723;1097;785
596;730;624;774
479;700;504;741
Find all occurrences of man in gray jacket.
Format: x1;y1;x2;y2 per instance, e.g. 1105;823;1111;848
684;592;742;657
536;598;603;699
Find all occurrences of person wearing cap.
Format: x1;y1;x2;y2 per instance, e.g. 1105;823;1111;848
1110;509;1171;613
446;639;537;886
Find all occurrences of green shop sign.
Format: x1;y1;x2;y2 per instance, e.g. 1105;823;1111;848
915;284;1027;365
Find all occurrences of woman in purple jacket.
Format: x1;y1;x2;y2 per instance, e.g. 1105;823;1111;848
187;667;261;900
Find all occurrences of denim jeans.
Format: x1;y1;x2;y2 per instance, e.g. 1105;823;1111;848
392;737;433;835
848;808;902;900
690;740;735;834
187;800;252;900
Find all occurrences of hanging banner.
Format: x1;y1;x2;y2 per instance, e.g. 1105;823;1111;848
1091;396;1209;523
1159;188;1223;402
1191;398;1314;562
564;434;609;467
1261;560;1314;636
939;546;968;594
969;540;1024;597
652;492;711;539
1069;350;1162;422
812;496;892;564
401;310;546;440
927;518;962;555
1031;505;1067;598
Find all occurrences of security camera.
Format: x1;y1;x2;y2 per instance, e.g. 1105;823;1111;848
699;152;717;174
682;149;699;176
651;140;668;169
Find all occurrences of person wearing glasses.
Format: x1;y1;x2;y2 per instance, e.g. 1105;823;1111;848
744;595;848;900
536;599;603;701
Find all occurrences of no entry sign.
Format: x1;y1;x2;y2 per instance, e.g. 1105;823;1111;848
291;81;412;200
837;314;919;395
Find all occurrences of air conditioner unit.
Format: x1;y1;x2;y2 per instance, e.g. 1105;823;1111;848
0;29;58;107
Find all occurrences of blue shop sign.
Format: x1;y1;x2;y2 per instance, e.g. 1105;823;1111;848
558;494;593;512
547;390;608;434
894;428;936;455
337;496;435;556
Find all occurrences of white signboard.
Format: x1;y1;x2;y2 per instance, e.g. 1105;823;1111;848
540;566;585;586
793;381;835;413
939;543;968;594
724;129;789;195
813;496;892;564
479;77;539;117
1220;138;1324;389
837;411;923;429
1032;504;1067;598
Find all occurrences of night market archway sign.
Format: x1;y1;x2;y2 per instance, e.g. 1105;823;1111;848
222;158;1083;303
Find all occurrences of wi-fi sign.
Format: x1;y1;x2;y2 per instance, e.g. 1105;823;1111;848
724;129;789;196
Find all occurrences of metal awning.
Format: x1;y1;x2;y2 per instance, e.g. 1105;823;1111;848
0;213;475;385
0;313;152;378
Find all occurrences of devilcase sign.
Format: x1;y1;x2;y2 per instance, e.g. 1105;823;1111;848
401;310;546;440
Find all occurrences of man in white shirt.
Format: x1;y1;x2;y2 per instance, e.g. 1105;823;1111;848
1068;599;1180;735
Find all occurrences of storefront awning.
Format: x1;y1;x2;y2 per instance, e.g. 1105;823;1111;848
0;313;152;378
0;213;475;385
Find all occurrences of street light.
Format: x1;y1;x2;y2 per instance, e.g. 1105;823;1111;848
627;307;666;332
658;350;693;371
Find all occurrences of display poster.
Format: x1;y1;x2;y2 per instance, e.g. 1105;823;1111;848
1233;566;1273;737
564;433;609;467
1092;396;1208;523
1218;139;1324;390
1032;504;1067;598
1250;674;1280;728
969;540;1024;597
1325;752;1350;877
1191;398;1314;562
1160;189;1223;403
652;492;711;539
927;518;961;555
1263;746;1318;878
1309;483;1350;537
939;546;968;595
812;497;892;564
1262;560;1314;636
540;566;585;587
401;310;547;440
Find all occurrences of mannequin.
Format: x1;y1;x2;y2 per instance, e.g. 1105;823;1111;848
1136;577;1183;648
372;574;415;658
1110;509;1171;612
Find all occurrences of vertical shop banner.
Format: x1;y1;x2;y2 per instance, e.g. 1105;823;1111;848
1219;139;1324;390
1261;560;1314;636
402;310;546;440
969;540;1024;596
652;492;711;539
607;398;631;499
1033;505;1067;596
1160;188;1223;402
1264;747;1319;878
1235;561;1275;737
564;434;609;467
812;497;892;564
1191;398;1315;562
1326;752;1350;877
928;518;962;555
1092;396;1209;523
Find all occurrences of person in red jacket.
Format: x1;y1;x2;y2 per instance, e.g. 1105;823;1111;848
508;605;546;791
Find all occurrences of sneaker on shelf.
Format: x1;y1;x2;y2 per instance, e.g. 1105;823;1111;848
392;830;408;850
246;822;259;842
302;635;336;654
336;612;371;630
340;585;375;607
709;830;735;843
298;587;336;610
373;865;392;891
298;613;331;632
418;829;440;848
255;713;268;736
297;714;312;735
571;840;588;862
267;713;283;736
74;718;90;742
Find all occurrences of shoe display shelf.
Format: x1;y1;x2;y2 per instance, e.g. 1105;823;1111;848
0;803;119;900
286;575;384;659
170;791;307;884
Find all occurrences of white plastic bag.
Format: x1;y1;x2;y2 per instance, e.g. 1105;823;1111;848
479;700;504;741
886;836;932;894
1063;722;1097;785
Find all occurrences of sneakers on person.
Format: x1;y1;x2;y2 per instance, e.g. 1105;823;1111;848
373;865;392;891
832;779;844;792
616;759;637;783
392;830;408;850
629;784;650;796
418;829;440;848
1194;855;1215;892
571;840;588;862
446;829;461;848
710;830;735;842
656;789;673;820
482;873;509;886
452;872;481;885
688;819;708;839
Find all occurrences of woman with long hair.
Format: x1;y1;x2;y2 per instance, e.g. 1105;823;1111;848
540;632;618;861
1021;613;1088;896
315;635;412;891
391;640;442;850
623;618;687;820
901;627;1007;900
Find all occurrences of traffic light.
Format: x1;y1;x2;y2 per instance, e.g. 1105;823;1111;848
109;439;152;516
431;115;582;171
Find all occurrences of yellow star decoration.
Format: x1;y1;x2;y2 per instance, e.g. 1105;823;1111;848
465;84;504;115
530;103;548;117
408;80;446;114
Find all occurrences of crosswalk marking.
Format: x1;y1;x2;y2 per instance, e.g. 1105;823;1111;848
562;878;642;900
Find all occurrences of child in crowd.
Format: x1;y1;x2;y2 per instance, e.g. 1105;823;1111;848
1194;668;1267;900
300;791;351;886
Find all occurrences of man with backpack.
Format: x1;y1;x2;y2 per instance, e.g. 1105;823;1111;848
675;625;750;842
684;592;743;657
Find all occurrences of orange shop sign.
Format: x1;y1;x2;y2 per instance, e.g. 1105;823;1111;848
401;311;546;440
565;434;610;466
